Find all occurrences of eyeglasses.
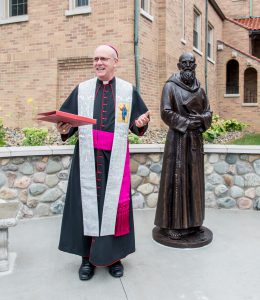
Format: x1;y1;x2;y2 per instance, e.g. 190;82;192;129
93;57;115;62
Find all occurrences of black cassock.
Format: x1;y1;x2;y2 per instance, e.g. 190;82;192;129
58;77;148;266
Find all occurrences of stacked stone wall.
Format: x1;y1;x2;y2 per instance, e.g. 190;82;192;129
0;146;260;219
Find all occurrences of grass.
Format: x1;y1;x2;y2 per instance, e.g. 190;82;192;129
231;133;260;145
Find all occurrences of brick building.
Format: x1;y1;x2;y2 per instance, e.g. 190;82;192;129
0;0;259;131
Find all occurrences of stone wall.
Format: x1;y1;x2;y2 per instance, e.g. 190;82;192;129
204;151;260;209
0;144;260;219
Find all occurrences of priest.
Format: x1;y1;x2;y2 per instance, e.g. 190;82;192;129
57;45;150;280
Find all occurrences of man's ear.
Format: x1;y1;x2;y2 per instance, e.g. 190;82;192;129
177;62;181;70
194;63;197;70
114;58;119;69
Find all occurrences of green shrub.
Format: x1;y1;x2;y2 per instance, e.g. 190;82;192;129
203;114;246;142
0;119;5;146
22;128;48;146
128;133;142;144
203;114;226;142
67;133;78;145
223;119;247;132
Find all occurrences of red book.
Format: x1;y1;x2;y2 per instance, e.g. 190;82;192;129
37;110;96;127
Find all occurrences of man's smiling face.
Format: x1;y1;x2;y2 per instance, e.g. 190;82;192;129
93;45;118;81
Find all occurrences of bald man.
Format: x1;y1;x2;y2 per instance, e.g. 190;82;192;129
57;45;150;280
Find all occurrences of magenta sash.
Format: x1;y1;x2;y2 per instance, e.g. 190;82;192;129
92;129;130;236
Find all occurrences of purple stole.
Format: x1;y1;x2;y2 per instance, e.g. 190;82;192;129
93;129;130;236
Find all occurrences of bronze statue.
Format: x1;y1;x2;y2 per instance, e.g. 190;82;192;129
153;53;213;248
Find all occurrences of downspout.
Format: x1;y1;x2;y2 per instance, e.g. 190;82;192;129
205;0;208;95
250;0;253;18
134;0;140;92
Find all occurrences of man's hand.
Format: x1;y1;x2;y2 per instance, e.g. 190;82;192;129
135;111;150;128
57;122;72;134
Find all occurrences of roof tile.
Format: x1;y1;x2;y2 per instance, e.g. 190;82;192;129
234;17;260;30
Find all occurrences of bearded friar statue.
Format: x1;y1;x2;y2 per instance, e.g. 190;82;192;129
153;52;213;248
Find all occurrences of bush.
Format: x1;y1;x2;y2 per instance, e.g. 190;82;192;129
223;119;247;132
0;119;5;146
128;133;142;144
22;128;48;146
67;133;78;145
203;114;246;142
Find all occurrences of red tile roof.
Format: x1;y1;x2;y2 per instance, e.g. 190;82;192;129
232;17;260;30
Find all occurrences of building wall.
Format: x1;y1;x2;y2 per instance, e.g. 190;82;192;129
139;0;161;128
157;0;167;91
207;3;224;113
217;0;260;18
0;0;136;127
217;44;260;132
0;0;224;129
160;0;223;115
216;4;260;132
223;20;250;53
0;0;259;131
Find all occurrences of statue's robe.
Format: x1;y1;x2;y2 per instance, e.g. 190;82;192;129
154;74;212;230
58;77;148;266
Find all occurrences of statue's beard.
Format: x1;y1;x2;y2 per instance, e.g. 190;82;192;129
180;70;195;86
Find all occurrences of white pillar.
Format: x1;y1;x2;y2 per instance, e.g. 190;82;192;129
0;228;9;272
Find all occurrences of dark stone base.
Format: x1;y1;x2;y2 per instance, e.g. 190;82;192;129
152;226;213;249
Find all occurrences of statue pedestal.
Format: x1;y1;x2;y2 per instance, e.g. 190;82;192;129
0;202;20;272
152;226;213;248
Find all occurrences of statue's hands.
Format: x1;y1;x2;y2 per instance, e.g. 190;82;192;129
187;118;201;130
188;112;203;130
188;120;201;130
189;112;204;123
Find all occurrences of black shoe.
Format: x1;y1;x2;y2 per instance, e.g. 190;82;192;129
108;261;124;278
79;258;95;281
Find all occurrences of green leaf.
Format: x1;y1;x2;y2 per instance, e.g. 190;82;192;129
22;128;48;146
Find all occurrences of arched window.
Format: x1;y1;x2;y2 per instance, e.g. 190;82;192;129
226;60;239;94
244;67;257;103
